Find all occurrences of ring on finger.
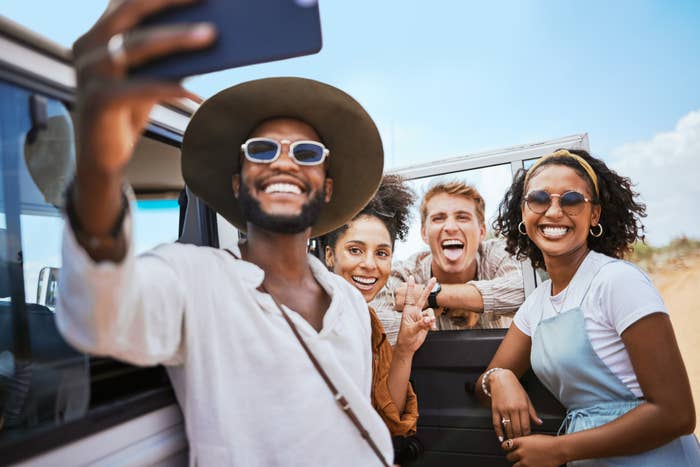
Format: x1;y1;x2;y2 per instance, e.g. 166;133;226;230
107;32;128;67
501;417;511;424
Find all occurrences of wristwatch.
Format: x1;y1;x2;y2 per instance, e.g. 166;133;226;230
427;282;441;309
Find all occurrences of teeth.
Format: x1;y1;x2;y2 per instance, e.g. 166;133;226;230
264;183;301;194
352;276;377;285
541;226;569;238
441;239;464;247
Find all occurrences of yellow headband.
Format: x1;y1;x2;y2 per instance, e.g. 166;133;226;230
524;150;599;198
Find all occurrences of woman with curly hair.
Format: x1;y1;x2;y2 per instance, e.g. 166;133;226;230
475;149;699;466
322;175;436;437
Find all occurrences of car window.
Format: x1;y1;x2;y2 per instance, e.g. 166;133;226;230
0;80;174;459
134;199;180;254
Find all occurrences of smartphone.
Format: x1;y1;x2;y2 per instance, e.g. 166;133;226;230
131;0;323;80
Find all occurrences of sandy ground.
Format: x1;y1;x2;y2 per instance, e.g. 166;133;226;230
649;251;700;436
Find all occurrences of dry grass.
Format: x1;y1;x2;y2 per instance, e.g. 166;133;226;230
645;247;700;436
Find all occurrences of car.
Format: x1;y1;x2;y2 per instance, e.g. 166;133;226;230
0;15;580;466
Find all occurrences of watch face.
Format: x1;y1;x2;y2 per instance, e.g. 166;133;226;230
431;282;441;294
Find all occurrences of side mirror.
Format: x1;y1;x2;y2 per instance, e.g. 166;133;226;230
24;98;75;209
36;267;60;310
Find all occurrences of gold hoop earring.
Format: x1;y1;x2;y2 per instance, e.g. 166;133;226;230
589;224;604;238
518;221;527;235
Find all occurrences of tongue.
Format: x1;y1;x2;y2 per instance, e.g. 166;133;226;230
443;247;463;261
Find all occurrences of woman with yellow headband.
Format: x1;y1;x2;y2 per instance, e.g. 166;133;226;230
474;149;699;466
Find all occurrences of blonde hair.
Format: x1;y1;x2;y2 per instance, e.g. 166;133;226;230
420;181;485;225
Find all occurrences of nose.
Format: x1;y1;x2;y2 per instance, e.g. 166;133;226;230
444;215;458;231
359;253;377;271
544;196;564;217
268;140;299;171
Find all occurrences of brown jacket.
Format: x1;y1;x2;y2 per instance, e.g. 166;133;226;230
369;307;418;436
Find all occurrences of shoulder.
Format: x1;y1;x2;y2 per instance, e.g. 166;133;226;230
584;252;666;331
146;243;266;289
596;258;651;283
520;280;549;313
479;238;513;262
368;306;386;349
587;252;654;291
481;238;507;252
143;242;228;268
392;250;432;279
513;280;549;335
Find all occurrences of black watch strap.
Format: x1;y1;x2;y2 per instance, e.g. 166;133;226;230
428;283;441;309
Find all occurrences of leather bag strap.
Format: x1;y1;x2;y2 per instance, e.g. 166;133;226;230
224;249;389;466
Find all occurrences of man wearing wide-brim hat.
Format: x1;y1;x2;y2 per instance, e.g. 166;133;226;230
57;3;392;466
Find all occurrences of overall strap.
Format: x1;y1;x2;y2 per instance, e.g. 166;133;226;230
223;249;390;467
576;258;618;308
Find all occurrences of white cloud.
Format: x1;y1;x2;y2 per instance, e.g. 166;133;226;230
610;109;700;246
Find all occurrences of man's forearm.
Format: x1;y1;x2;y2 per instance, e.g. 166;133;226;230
436;283;484;312
72;163;127;262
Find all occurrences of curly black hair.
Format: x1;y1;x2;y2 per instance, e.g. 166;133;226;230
321;174;416;252
492;149;647;270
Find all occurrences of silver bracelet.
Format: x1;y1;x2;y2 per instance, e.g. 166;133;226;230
481;367;504;398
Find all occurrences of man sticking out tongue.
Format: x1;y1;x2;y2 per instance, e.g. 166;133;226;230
372;181;526;338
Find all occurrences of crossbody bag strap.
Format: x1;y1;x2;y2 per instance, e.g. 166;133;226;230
263;286;390;467
223;249;390;466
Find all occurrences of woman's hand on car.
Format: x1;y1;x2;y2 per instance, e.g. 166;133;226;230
502;434;566;467
489;369;542;440
394;276;437;355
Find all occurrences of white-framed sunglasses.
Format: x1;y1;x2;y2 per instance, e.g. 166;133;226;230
240;137;330;166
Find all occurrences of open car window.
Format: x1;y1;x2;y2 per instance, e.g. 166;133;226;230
0;80;179;463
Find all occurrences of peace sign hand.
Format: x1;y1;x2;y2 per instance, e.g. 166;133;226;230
395;276;437;354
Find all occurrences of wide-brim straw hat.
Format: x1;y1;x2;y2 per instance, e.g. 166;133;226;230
181;77;384;237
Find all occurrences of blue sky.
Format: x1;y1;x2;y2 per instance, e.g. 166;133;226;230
4;0;700;245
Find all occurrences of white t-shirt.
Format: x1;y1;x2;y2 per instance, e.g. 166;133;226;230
56;212;393;466
514;251;667;398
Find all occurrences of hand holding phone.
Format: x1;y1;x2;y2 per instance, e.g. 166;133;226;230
70;0;215;257
131;0;323;79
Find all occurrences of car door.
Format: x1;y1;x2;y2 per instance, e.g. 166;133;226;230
0;20;196;465
388;137;590;466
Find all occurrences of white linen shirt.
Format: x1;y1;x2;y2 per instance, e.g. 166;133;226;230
56;214;393;466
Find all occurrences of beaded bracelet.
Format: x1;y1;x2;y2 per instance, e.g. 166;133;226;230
481;367;504;398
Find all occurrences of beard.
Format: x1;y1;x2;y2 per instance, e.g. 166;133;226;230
237;181;325;234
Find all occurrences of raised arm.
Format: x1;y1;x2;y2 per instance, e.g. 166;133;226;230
372;277;436;436
70;0;214;262
57;0;216;365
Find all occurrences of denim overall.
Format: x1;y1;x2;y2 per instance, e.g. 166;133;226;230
531;259;700;466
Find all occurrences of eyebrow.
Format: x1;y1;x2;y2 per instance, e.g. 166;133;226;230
430;210;473;216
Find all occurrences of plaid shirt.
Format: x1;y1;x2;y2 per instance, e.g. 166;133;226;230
371;239;525;345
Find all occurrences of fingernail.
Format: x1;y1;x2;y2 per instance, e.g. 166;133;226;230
192;23;216;39
498;436;503;443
